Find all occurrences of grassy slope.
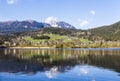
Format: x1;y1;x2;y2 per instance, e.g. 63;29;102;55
23;34;69;42
23;34;91;43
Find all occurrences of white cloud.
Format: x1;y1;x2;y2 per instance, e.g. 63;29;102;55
7;0;18;4
77;10;95;28
45;16;59;27
90;10;95;15
79;20;89;26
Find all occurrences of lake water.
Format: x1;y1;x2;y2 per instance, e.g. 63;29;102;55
0;48;120;81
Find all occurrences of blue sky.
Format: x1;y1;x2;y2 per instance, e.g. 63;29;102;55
0;0;120;29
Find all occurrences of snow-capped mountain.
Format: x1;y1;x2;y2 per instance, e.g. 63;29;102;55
44;17;76;29
57;21;76;29
0;20;76;33
45;21;76;29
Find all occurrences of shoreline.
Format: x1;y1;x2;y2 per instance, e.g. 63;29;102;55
8;47;55;49
0;46;120;50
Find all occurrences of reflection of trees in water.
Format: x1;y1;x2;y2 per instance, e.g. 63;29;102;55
0;49;90;74
88;50;120;72
0;49;120;74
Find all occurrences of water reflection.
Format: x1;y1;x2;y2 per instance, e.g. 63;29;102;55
80;67;89;75
45;66;58;78
0;48;120;74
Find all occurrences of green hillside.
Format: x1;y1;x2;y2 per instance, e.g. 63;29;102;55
88;21;120;40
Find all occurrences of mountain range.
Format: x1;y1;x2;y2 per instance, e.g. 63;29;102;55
0;20;76;33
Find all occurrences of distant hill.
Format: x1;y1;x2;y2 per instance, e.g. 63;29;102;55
0;20;76;33
88;21;120;40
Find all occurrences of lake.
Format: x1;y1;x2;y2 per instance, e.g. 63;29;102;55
0;48;120;81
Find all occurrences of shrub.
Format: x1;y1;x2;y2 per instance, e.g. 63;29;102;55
33;35;50;40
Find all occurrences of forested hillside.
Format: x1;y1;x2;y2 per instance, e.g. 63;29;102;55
88;21;120;40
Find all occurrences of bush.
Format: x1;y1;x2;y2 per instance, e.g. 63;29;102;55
32;35;50;40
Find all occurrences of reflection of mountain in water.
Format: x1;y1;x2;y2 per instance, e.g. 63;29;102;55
0;48;120;74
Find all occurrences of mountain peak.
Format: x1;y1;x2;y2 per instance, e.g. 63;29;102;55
57;21;76;29
25;20;36;24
